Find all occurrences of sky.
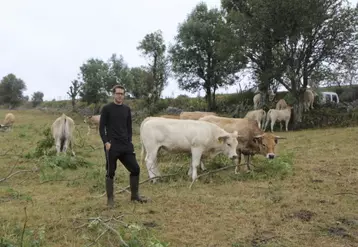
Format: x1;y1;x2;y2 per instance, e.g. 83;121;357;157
1;0;357;101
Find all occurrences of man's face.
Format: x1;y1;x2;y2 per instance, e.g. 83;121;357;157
113;88;125;104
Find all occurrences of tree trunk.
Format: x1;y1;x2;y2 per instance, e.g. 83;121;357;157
205;88;212;111
292;93;304;130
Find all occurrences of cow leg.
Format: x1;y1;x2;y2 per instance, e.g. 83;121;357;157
200;161;206;171
271;120;275;133
234;150;242;174
145;146;160;183
285;120;289;131
87;125;91;135
70;140;76;156
244;154;252;172
280;122;283;131
55;138;61;155
264;119;269;131
257;120;261;129
190;148;203;182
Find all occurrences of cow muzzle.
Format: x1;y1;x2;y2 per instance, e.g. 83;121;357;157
266;153;275;159
230;155;238;160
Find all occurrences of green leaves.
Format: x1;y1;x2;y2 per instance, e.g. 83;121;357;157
169;2;246;110
0;73;27;108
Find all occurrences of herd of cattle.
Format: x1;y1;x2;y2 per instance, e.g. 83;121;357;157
0;104;292;183
1;90;316;182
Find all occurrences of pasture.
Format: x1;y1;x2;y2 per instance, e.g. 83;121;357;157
0;109;357;247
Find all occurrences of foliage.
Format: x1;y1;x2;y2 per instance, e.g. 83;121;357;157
31;91;44;108
223;0;358;125
137;30;170;112
127;67;152;98
0;73;27;108
169;2;246;111
67;79;81;110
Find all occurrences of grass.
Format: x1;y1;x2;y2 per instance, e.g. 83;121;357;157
0;109;358;247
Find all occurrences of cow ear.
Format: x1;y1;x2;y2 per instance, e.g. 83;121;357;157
218;135;229;143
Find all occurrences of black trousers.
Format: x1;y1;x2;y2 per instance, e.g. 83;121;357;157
104;146;140;179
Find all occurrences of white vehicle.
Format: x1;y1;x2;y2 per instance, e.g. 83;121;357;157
320;91;339;104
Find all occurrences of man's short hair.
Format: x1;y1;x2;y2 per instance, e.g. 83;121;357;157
112;85;126;94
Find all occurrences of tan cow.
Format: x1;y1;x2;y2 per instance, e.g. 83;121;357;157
51;113;75;156
179;111;217;120
244;109;266;130
199;115;286;174
253;91;276;109
303;89;315;112
264;106;293;132
0;113;15;131
84;115;100;135
276;99;288;110
158;114;181;119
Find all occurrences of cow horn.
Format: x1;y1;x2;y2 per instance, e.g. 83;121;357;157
253;134;264;138
275;136;286;139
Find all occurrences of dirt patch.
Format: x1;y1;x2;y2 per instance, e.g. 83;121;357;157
290;209;316;222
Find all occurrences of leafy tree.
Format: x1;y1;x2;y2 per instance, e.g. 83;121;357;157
223;0;358;125
31;91;44;107
106;53;132;93
127;67;152;98
0;73;27;108
79;58;109;105
137;30;170;108
169;3;246;110
67;79;81;110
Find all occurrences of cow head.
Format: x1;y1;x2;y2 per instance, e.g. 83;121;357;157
218;131;240;159
0;124;10;132
252;133;286;159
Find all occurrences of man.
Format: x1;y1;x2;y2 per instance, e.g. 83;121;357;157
99;85;148;207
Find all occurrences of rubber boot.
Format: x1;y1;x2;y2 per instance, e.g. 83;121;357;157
106;177;114;208
130;175;148;203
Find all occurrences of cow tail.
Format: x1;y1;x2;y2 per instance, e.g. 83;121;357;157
60;117;67;152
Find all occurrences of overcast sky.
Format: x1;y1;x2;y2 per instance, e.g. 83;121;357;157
1;0;357;101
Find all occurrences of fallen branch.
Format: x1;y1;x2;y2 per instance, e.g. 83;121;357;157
98;219;128;247
20;206;28;247
40;176;85;184
73;216;128;247
0;167;39;183
189;164;246;189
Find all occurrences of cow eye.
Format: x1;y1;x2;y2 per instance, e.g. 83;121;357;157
227;143;231;147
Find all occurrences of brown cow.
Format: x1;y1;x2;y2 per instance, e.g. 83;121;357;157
179;111;217;120
84;115;100;135
199;115;286;174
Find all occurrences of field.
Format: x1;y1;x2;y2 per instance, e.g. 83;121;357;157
0;109;357;247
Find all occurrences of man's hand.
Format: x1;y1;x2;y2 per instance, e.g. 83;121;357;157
105;142;111;151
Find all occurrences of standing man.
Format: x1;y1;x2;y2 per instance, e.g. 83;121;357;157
99;85;148;207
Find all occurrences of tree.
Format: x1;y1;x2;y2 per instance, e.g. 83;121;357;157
106;53;132;93
223;0;358;125
169;3;246;110
31;91;44;107
79;58;110;106
67;79;81;111
137;30;170;108
0;73;27;108
127;67;153;98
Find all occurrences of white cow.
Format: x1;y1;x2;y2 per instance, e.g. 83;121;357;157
303;89;315;112
51;113;76;156
264;106;293;132
253;91;276;109
244;109;266;130
140;117;240;182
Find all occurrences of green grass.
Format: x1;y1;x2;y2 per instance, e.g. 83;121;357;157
0;109;357;247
